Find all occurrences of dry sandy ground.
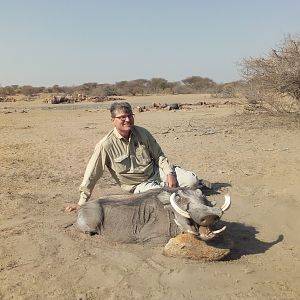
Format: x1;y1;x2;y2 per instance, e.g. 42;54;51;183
0;94;299;299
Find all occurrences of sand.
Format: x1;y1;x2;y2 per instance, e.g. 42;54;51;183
0;94;299;299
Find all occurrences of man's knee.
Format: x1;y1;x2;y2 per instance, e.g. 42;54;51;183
134;181;161;194
175;168;199;189
181;174;198;189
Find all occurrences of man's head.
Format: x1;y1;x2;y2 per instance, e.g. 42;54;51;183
110;102;135;138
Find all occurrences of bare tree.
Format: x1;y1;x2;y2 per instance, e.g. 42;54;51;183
240;35;300;113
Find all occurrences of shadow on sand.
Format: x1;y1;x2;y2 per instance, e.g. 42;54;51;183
201;181;232;196
202;181;284;260
211;221;284;261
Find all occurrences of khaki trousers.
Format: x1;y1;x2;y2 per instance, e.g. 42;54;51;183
134;166;199;194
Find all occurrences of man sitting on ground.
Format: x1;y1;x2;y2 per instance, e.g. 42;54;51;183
65;101;209;213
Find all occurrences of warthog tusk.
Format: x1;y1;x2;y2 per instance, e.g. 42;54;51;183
199;225;227;241
221;194;231;212
170;193;191;219
212;225;227;234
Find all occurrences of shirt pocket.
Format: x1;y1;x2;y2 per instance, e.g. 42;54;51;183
114;154;130;174
135;144;151;165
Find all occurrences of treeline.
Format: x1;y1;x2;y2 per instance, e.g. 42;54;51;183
0;76;241;98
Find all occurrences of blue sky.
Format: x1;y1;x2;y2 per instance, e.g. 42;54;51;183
0;0;299;86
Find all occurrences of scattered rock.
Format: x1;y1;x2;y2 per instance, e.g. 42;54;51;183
46;94;126;104
168;103;180;110
0;96;16;102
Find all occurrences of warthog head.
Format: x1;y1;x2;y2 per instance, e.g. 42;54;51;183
169;189;231;241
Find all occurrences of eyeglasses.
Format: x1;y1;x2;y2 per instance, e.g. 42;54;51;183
113;114;135;121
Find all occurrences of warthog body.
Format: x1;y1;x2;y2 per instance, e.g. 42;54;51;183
77;188;230;245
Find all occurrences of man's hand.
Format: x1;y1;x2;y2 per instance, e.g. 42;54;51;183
65;203;80;213
166;174;178;188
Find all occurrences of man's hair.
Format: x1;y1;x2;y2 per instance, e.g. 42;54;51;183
110;102;133;117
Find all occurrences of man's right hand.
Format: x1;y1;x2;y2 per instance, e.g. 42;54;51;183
65;203;80;213
166;173;178;188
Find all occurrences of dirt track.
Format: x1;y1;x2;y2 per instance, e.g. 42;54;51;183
0;95;299;299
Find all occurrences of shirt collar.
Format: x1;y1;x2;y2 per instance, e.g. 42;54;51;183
113;126;136;140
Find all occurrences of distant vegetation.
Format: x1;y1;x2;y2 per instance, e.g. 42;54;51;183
1;35;299;115
0;76;240;99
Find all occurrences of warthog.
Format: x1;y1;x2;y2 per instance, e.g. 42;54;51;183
77;188;231;245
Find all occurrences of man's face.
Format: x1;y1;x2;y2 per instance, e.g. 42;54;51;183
112;109;135;136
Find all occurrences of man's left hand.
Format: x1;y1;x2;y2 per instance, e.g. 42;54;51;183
166;174;178;188
65;203;80;213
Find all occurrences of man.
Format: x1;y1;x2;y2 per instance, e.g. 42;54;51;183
65;101;203;213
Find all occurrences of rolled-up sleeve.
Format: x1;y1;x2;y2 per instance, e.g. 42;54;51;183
78;142;107;205
146;131;174;175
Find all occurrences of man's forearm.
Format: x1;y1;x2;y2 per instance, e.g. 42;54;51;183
78;190;89;206
78;142;105;205
158;156;174;175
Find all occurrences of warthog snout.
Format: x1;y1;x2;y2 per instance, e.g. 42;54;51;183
199;214;220;226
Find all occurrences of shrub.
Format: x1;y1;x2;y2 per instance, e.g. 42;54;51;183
182;76;218;93
240;35;300;113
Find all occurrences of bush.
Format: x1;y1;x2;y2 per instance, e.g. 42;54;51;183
240;35;300;113
182;76;218;93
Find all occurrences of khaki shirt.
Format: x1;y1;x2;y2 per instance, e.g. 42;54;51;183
78;125;173;205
